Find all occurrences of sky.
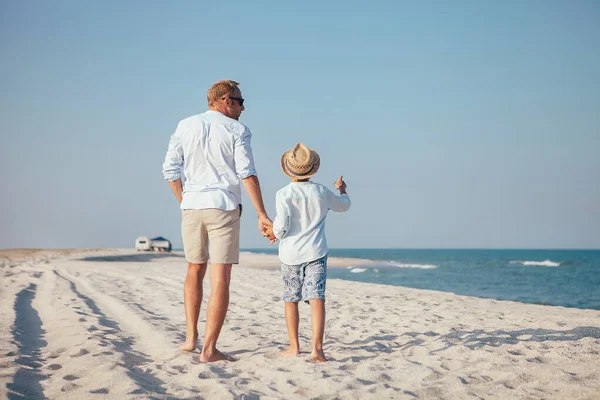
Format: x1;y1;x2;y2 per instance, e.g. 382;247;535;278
1;0;599;250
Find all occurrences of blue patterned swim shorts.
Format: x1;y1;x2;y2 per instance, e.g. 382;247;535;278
281;255;328;303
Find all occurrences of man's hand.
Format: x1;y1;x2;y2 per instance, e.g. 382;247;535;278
168;179;184;203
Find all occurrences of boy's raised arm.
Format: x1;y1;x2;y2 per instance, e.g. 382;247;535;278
328;176;351;212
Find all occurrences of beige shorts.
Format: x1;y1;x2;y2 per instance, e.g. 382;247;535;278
181;207;241;264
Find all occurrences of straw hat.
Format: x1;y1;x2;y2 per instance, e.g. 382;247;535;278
280;143;321;179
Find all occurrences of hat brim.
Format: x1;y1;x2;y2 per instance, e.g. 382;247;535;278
280;150;320;179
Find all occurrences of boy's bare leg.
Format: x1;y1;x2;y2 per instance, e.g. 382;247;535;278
280;302;300;356
309;299;327;362
181;262;207;351
200;263;235;362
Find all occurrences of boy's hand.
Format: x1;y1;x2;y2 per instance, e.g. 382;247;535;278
335;175;347;192
264;226;277;244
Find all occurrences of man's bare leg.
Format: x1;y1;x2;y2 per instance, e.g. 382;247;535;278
309;299;327;362
280;302;300;356
181;262;207;351
200;263;234;362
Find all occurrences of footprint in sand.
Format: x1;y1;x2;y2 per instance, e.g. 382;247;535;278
377;373;392;382
89;388;109;394
48;364;62;371
172;365;187;374
63;374;80;381
197;371;218;380
501;380;516;390
526;356;545;363
70;348;89;358
422;370;443;382
61;383;81;392
48;348;66;359
262;352;285;360
92;351;113;357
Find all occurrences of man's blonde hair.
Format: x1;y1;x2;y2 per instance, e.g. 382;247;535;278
207;80;240;107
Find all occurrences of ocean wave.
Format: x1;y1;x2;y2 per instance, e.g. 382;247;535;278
350;268;367;273
386;261;438;269
509;260;562;267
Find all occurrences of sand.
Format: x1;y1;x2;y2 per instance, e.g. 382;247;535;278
1;249;599;399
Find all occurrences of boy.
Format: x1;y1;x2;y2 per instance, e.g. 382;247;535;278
265;143;351;362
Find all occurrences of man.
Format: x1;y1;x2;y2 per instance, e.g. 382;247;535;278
162;80;273;362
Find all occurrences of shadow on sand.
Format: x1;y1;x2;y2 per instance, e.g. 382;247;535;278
78;253;183;263
429;326;600;352
7;283;48;399
336;326;600;358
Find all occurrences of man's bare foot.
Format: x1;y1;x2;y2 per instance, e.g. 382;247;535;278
199;348;235;363
279;347;300;357
311;349;327;363
179;337;198;352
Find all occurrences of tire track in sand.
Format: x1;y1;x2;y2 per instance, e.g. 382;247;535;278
53;270;168;397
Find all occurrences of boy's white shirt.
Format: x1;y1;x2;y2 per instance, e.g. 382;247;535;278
272;181;351;265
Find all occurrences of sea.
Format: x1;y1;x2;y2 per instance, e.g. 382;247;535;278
242;248;600;310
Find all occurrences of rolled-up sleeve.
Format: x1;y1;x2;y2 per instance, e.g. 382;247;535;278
234;126;257;179
272;191;290;239
327;190;351;212
162;125;184;181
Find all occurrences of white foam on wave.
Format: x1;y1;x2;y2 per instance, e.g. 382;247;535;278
350;268;367;273
386;261;438;269
510;260;561;267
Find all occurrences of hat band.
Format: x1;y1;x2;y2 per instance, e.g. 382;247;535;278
285;159;317;177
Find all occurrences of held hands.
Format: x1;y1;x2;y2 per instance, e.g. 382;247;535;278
258;215;277;244
264;226;277;244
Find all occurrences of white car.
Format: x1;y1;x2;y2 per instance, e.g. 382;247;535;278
135;236;152;251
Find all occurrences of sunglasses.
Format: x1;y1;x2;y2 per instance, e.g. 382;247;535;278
227;96;245;106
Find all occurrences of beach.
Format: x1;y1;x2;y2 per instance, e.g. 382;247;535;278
1;249;599;399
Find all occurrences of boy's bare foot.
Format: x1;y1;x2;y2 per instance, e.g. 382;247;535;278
279;347;300;357
311;349;327;363
179;336;198;352
199;348;235;363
